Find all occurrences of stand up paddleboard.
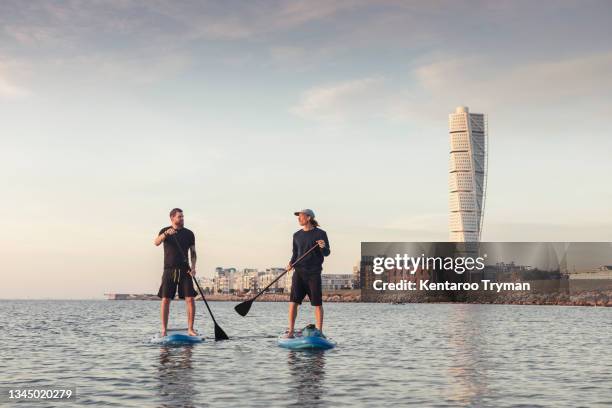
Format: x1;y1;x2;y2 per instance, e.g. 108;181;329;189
277;324;335;350
151;328;204;345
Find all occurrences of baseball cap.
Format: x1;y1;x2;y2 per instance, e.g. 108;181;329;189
293;209;315;218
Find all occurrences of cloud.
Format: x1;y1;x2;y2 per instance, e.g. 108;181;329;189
414;52;612;104
66;52;192;85
292;51;612;126
291;77;386;122
0;0;367;44
0;63;29;98
186;0;369;40
0;77;28;98
0;0;368;87
3;1;612;91
393;51;612;125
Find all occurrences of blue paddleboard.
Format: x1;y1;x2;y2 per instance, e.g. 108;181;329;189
151;328;204;345
277;325;335;350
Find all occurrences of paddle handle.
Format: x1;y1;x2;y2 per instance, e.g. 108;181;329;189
251;243;320;301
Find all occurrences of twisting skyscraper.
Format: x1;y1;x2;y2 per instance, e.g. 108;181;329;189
449;106;488;242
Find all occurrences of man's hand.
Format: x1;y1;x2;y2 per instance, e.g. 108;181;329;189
317;239;326;249
189;268;196;277
155;228;176;246
286;264;294;272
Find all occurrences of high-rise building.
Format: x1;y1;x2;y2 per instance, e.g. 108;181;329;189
449;106;488;242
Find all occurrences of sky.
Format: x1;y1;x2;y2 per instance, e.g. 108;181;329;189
1;0;612;298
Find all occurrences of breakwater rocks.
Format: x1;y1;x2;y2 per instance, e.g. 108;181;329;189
108;284;612;306
465;291;611;306
202;290;361;303
371;290;611;306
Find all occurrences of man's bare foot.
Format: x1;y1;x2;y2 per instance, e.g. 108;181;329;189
161;329;167;337
188;329;197;336
282;329;294;339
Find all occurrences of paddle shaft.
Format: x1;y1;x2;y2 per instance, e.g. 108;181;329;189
250;243;320;301
170;233;219;325
191;273;219;325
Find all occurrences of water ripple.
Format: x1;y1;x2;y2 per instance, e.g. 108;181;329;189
0;301;610;407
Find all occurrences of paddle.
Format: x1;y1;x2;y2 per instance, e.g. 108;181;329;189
171;233;229;341
234;243;320;317
191;272;229;341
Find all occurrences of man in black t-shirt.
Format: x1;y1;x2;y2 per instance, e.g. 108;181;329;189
153;208;198;337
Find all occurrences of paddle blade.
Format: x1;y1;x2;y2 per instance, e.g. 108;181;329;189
214;323;229;341
234;300;252;316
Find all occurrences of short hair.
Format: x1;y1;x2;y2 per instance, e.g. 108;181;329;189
169;208;183;218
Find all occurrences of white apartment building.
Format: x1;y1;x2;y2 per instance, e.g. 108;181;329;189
214;267;237;293
237;268;258;293
321;274;354;291
258;268;286;292
196;276;214;292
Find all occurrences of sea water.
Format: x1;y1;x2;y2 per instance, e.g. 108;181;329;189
0;300;610;407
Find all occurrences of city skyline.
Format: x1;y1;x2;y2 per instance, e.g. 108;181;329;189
205;266;356;295
2;1;612;298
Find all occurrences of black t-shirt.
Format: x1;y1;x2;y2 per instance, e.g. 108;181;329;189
159;227;195;269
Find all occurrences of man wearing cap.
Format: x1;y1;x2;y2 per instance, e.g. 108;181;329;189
284;209;331;338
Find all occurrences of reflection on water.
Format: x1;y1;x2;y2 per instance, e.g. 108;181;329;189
157;345;197;408
445;305;489;406
287;350;327;407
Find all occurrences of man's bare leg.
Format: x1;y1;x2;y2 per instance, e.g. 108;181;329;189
185;297;196;336
287;302;298;337
315;305;324;332
160;297;171;336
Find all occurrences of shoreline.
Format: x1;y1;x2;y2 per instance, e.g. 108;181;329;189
103;288;611;306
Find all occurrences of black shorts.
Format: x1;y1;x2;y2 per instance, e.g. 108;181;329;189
290;270;323;306
158;266;197;299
